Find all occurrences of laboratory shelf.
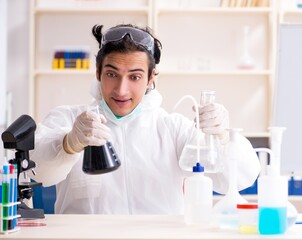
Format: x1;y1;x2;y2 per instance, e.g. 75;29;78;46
34;7;149;14
280;9;302;23
281;10;302;15
34;69;95;76
158;70;273;76
155;7;273;15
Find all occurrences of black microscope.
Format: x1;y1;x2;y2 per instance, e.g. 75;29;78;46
1;114;44;219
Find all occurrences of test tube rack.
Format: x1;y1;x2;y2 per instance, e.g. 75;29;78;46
0;164;21;234
0;202;21;234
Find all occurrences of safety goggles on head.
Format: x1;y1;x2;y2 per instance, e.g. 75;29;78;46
100;26;155;55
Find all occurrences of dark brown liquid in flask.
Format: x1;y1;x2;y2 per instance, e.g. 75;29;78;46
82;142;121;174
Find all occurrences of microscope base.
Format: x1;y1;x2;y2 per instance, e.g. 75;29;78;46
18;201;45;219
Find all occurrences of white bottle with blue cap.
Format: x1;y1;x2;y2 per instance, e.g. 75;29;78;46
184;162;213;225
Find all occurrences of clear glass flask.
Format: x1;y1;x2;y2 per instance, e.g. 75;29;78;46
177;92;222;173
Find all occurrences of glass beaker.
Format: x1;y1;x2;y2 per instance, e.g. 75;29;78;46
199;90;223;173
176;92;222;173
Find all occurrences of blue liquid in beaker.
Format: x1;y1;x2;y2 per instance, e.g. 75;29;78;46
259;207;287;234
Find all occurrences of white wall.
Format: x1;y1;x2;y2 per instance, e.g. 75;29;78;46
0;0;7;127
7;0;30;120
0;0;29;160
0;0;7;160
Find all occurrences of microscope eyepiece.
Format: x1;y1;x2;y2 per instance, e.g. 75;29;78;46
1;114;36;151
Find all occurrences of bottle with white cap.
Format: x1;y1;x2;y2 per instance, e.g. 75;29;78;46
184;162;213;226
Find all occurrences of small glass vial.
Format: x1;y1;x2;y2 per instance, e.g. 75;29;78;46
237;203;258;234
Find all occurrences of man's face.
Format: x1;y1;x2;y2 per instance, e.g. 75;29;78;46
97;51;154;117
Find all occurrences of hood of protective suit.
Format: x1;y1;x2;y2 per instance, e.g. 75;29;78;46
89;78;163;123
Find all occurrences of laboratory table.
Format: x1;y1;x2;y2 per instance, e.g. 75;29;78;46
2;214;302;240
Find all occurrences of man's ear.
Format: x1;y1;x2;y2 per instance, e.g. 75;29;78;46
96;65;100;81
145;69;155;94
147;68;155;88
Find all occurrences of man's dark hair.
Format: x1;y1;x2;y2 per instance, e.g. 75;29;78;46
92;24;162;82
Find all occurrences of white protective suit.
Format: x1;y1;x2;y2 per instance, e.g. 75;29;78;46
30;86;260;214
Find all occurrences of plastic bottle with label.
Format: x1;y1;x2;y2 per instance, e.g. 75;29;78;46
184;162;213;226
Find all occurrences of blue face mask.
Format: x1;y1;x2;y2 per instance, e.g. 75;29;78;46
99;99;142;121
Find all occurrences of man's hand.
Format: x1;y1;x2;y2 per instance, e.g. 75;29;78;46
198;103;229;144
63;111;111;154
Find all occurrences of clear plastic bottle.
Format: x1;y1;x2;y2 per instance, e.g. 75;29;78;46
184;162;213;226
177;92;223;173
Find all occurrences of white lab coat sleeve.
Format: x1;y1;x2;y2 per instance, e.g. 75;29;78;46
29;105;83;187
207;135;261;194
